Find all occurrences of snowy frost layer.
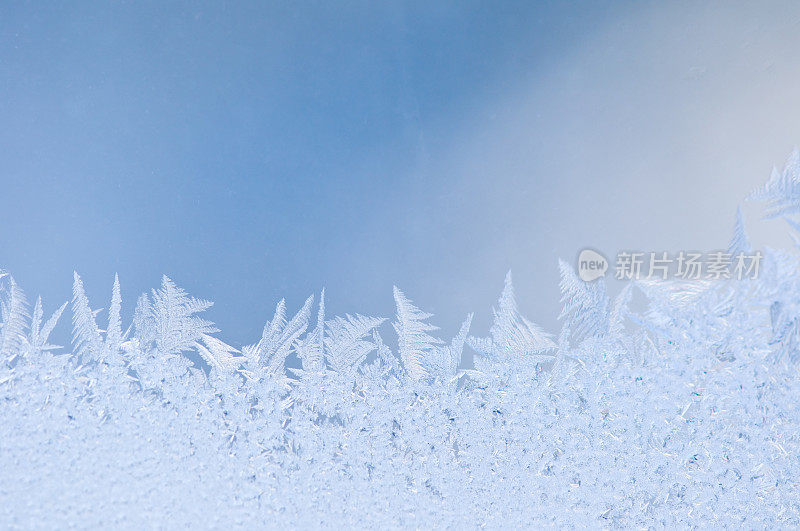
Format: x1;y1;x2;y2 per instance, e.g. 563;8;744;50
4;154;800;528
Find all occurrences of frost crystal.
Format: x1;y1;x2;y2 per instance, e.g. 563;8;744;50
3;155;800;527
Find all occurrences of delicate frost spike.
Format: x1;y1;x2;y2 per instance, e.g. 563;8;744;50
246;295;313;376
143;275;240;371
608;283;633;338
105;274;123;356
297;289;326;372
0;276;29;361
324;313;385;373
496;271;516;316
72;272;103;363
243;298;284;366
468;271;554;360
273;295;313;374
195;333;242;372
314;288;325;363
451;313;473;364
495;271;555;354
149;275;217;357
372;329;401;376
27;297;67;354
748;148;800;219
30;296;44;343
747;166;781;202
728;206;752;257
269;299;287;336
392;286;441;381
41;301;67;350
558;260;609;349
29;297;43;351
427;313;472;379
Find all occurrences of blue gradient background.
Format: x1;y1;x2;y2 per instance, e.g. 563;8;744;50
2;1;800;346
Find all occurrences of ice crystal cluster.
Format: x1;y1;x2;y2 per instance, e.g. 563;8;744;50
4;155;800;528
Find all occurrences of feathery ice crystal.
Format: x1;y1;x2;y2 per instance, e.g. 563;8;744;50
4;153;800;527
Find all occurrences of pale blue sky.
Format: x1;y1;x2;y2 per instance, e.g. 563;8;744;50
3;1;800;346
